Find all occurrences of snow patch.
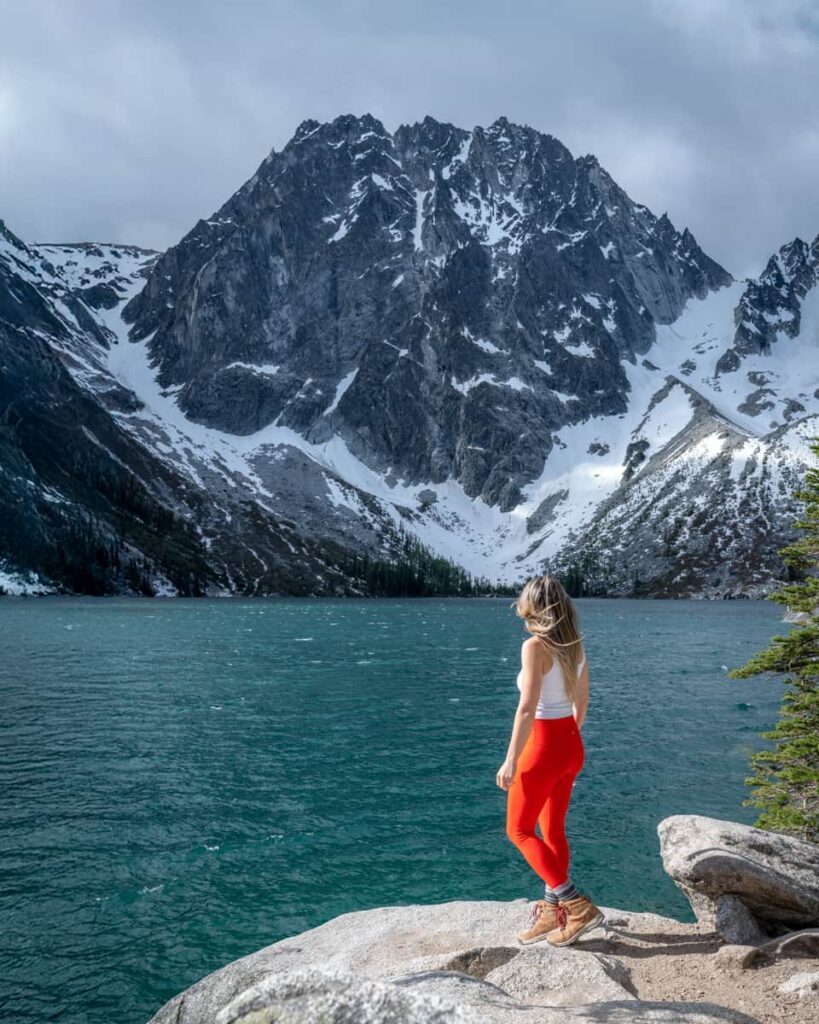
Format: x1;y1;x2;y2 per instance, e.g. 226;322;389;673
0;563;56;595
323;368;358;417
450;373;532;395
224;361;280;376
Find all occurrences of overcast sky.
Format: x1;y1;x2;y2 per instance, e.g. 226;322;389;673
1;0;817;278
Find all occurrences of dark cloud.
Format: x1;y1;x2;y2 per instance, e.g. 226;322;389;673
2;0;817;276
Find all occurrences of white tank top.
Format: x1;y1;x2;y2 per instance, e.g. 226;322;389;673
516;652;585;719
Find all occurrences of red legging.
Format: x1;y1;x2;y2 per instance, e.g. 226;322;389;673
505;715;584;888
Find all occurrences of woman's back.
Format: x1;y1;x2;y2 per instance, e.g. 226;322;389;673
516;651;585;719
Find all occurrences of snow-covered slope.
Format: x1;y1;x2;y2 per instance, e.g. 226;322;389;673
538;251;819;594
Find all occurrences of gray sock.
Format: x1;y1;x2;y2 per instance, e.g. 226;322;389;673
553;878;580;902
542;884;559;905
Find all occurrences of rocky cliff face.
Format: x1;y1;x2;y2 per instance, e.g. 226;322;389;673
0;115;816;596
123;114;730;513
719;235;819;372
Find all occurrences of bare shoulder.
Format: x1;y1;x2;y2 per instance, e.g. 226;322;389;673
521;636;551;671
521;636;541;658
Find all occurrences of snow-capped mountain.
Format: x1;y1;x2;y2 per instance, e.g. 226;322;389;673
123;114;729;511
0;115;816;596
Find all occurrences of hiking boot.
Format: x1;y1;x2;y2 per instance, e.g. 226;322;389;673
516;899;562;944
545;894;605;947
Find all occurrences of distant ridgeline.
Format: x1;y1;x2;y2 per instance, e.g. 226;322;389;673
1;114;817;596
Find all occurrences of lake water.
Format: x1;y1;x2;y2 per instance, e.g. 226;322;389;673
0;596;786;1024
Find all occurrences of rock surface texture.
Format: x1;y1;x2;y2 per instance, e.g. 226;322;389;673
145;815;819;1024
778;971;819;997
658;815;819;936
148;900;762;1024
2;116;819;595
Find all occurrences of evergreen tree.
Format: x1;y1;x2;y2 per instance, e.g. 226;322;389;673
728;437;819;842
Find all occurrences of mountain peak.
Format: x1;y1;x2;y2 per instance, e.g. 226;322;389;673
284;113;390;153
336;112;387;134
0;217;28;251
487;115;518;135
121;109;732;507
780;235;808;258
397;114;464;143
292;118;321;140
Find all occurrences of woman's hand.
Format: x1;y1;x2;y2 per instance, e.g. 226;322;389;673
496;757;517;790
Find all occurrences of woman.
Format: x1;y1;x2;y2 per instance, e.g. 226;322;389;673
496;575;604;946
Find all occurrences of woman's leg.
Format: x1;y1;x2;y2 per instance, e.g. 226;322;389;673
506;744;569;888
537;770;576;886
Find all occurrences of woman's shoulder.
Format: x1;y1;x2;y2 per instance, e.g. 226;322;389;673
521;635;541;653
521;635;552;671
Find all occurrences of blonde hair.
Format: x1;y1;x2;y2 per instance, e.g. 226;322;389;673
511;575;584;701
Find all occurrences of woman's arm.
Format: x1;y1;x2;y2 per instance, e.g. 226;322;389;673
496;639;547;790
572;651;590;729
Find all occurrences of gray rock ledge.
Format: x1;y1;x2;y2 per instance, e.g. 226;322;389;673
147;899;755;1024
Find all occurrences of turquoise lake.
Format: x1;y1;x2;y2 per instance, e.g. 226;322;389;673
0;597;787;1024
